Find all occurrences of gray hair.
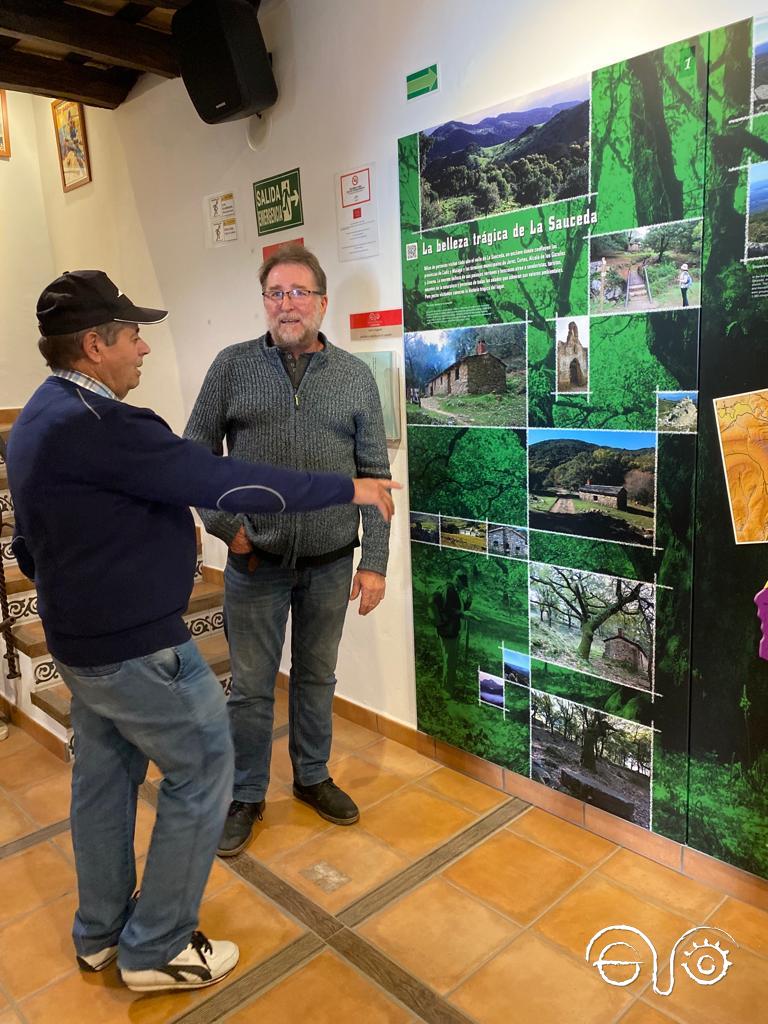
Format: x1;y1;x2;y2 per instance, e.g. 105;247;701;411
258;243;327;294
37;320;125;369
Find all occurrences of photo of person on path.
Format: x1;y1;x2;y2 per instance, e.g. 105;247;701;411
679;263;692;307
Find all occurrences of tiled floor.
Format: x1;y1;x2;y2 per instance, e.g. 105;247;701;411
0;703;766;1024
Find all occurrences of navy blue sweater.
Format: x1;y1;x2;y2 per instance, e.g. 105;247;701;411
6;377;354;666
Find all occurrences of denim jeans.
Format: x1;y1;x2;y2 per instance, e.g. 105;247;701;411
224;552;353;802
55;639;233;971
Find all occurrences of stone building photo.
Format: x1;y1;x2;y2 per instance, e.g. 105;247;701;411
425;345;507;397
488;524;528;559
556;315;589;394
577;483;628;510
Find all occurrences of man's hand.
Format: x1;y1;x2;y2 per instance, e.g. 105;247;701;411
349;570;386;615
352;478;402;522
229;525;253;554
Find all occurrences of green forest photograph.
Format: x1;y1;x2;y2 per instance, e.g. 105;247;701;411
528;429;656;546
531;690;652;828
747;159;768;257
590;220;702;313
418;76;589;230
405;322;526;427
529;563;655;691
409;426;527;524
411;543;529;773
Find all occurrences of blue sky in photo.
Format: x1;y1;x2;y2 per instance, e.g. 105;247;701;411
527;428;657;450
659;391;698;404
503;648;531;673
755;17;768;51
750;161;768;216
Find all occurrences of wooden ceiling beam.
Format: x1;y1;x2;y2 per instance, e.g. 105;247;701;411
0;49;136;108
0;0;178;78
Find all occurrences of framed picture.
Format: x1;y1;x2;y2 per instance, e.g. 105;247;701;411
0;90;10;159
51;99;91;192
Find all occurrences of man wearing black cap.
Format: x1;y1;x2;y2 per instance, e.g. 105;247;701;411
5;270;398;994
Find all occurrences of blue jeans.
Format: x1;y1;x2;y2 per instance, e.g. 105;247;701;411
55;639;233;971
224;552;353;802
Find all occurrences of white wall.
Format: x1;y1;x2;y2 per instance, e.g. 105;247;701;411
84;0;767;725
0;90;55;407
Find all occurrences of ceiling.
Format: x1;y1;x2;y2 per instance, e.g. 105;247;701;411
0;1;196;109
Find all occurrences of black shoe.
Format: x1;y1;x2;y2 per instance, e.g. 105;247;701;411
293;777;359;825
216;800;265;857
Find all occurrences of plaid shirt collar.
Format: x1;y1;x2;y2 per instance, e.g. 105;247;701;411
52;369;119;401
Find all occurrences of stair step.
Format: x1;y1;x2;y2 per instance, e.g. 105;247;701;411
11;579;224;658
30;634;232;731
4;564;34;594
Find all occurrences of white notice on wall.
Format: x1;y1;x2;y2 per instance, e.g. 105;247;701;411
335;164;379;262
205;190;238;248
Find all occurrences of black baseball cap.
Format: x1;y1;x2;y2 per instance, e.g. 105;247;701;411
37;270;168;335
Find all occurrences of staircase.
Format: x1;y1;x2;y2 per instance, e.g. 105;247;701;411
0;408;232;758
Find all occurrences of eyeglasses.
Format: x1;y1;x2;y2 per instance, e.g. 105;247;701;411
262;288;324;304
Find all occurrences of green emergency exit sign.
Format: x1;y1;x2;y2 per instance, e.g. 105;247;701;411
253;168;304;236
407;64;439;101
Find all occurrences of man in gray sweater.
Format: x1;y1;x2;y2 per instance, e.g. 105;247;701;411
184;244;391;855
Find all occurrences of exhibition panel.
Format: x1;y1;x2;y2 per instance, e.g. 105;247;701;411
400;16;768;878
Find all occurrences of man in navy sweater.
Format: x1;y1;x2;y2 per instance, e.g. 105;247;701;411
6;270;397;994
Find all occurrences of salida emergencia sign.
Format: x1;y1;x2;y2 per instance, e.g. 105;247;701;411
253;168;304;236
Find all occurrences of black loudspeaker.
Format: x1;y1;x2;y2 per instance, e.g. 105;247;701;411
171;0;278;124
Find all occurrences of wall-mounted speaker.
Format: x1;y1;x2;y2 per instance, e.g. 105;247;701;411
171;0;278;125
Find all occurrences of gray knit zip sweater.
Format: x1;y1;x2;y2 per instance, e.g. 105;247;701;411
184;333;391;574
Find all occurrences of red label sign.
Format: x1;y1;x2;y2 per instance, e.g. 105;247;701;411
349;309;403;331
261;236;305;261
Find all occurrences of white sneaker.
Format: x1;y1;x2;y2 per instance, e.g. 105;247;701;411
77;945;118;972
120;931;239;992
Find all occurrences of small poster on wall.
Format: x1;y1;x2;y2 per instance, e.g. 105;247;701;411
205;190;238;247
51;100;91;192
0;90;10;159
335;164;379;261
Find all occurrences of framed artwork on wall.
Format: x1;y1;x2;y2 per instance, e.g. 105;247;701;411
0;90;10;159
51;99;91;192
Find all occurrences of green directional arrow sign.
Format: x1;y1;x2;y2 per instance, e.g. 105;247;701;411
253;168;304;236
406;64;438;101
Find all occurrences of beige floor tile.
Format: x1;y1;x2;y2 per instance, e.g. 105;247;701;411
510;807;616;867
450;931;630;1024
535;874;694;963
20;965;192;1024
227;950;412;1024
708;896;768;958
331;714;381;752
0;1010;23;1024
0;892;78;998
9;771;71;827
0;724;35;760
271;826;410;913
444;828;585;925
360;786;476;858
0;791;38;844
242;789;331;862
356;738;438;781
644;943;768;1024
145;761;162;783
268;734;296;785
600;849;722;919
0;744;70;792
52;829;74;862
197;880;304;970
619;1003;678;1023
359;876;518;993
418;765;507;813
274;687;289;728
327;754;410;811
133;800;157;857
0;842;76;925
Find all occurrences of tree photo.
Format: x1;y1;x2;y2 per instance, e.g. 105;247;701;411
590;220;702;313
531;690;652;828
529;563;656;691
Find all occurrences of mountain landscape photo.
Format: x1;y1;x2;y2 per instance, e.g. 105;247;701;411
419;78;590;229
